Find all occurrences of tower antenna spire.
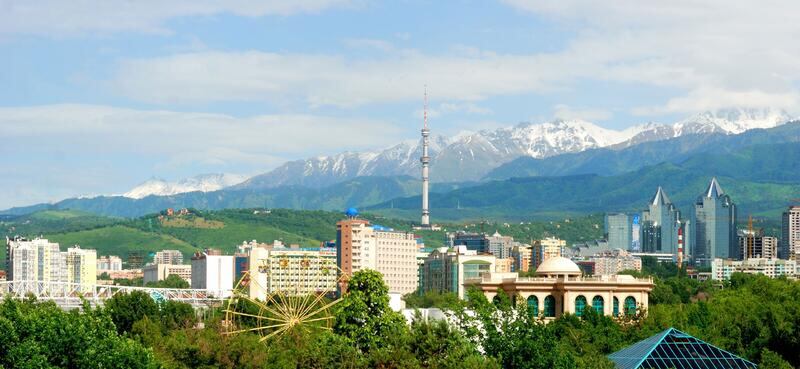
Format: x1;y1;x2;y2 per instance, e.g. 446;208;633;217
420;85;431;227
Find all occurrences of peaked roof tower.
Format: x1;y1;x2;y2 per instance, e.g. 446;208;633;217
608;327;757;369
705;177;725;198
650;186;672;206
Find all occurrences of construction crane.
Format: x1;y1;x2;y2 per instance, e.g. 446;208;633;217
745;215;754;260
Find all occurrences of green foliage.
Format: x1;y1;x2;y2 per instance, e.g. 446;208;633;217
105;291;160;334
145;274;190;289
404;290;463;310
334;269;408;352
0;297;155;368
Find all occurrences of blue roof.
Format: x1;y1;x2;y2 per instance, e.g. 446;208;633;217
608;328;757;369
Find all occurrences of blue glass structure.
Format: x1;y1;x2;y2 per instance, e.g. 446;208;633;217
608;327;757;369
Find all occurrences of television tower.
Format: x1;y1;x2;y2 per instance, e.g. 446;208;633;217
420;87;431;227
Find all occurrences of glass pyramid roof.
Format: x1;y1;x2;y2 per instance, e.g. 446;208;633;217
608;328;757;369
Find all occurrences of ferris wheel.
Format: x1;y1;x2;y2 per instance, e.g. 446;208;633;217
223;251;348;342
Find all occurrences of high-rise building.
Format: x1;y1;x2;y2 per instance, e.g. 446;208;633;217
191;252;235;297
418;246;497;299
248;246;339;300
511;244;532;273
640;187;689;259
451;232;490;254
782;206;800;260
605;213;633;250
154;250;184;265
336;215;419;294
97;255;123;272
738;230;778;259
65;246;97;292
487;231;514;259
531;237;566;269
6;237;65;282
694;178;737;265
6;238;97;291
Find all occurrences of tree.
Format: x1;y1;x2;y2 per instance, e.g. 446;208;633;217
334;269;408;352
105;291;159;334
146;274;189;289
0;297;156;368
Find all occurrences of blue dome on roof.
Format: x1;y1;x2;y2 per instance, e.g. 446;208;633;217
345;208;359;218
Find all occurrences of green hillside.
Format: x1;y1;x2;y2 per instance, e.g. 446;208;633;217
1;208;609;267
45;225;197;258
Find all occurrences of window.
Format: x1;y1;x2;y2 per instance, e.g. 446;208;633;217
492;295;502;306
624;296;637;316
527;295;539;317
544;295;556;318
575;295;587;317
613;297;619;316
592;296;604;314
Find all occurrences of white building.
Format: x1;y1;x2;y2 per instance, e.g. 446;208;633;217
782;206;800;260
142;264;192;284
588;249;642;276
97;255;123;272
191;252;234;297
711;258;797;280
336;218;420;294
154;249;183;265
7;237;64;282
248;246;338;300
6;238;97;291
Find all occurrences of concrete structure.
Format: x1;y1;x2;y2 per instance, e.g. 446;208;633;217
738;230;778;259
511;245;532;273
605;213;633;251
418;246;497;299
420;89;431;227
154;249;183;265
469;257;653;319
495;257;513;273
191;252;234;297
336;218;419;294
782;206;800;260
588;250;642;276
532;237;566;269
142;264;191;284
248;246;338;300
487;231;514;259
65;246;97;292
97;255;123;272
711;258;796;280
694;178;737;266
6;237;65;282
640;187;689;259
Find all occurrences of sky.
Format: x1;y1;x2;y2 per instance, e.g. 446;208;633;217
2;0;800;209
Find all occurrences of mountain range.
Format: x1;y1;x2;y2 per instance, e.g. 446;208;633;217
3;107;799;219
123;174;247;199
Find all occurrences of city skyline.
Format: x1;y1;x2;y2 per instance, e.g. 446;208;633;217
4;1;800;208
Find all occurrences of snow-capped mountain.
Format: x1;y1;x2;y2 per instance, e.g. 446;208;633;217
123;173;248;199
236;108;794;188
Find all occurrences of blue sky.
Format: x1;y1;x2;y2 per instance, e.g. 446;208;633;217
2;0;800;209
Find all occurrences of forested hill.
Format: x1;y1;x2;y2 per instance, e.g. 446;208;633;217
0;209;605;263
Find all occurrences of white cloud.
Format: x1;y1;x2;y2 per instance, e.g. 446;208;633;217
0;104;405;208
0;0;353;36
553;104;612;121
112;50;578;107
502;0;800;115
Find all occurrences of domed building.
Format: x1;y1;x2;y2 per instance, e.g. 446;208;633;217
467;256;653;319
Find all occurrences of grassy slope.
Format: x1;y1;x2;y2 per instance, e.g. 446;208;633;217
44;225;198;258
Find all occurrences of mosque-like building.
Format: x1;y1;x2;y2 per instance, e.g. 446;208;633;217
467;256;653;318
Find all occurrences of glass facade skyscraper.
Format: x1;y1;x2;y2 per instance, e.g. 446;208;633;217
694;178;737;266
605;213;633;250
